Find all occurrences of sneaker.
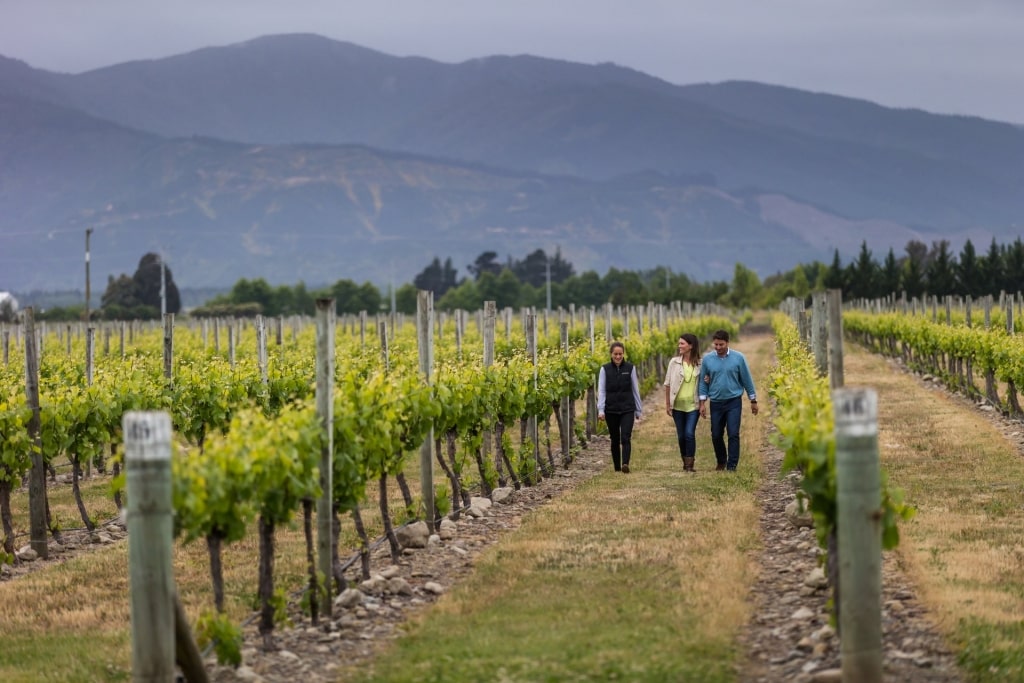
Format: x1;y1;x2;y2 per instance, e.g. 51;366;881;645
622;464;630;473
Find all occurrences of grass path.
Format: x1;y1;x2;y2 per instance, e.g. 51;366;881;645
349;331;776;682
844;344;1024;681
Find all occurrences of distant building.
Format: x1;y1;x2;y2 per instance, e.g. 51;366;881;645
0;291;18;311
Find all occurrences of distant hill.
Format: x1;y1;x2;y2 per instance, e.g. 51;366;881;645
1;34;1021;291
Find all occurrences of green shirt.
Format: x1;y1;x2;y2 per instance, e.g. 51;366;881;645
673;362;699;412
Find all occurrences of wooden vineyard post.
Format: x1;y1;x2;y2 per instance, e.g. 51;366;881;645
525;311;541;476
483;301;496;479
162;314;174;381
315;299;335;615
417;291;436;532
24;307;47;560
560;322;571;464
587;308;597;438
827;289;845;389
833;388;882;682
811;291;828;376
124;411;175;682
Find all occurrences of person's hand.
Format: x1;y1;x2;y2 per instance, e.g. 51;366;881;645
598;412;605;421
666;407;672;417
751;401;759;416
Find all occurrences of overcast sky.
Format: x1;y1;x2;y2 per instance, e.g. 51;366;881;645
2;0;1023;123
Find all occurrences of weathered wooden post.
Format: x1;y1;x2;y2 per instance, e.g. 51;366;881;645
482;301;497;479
161;314;174;381
811;291;828;376
24;307;47;560
827;289;845;389
560;322;571;464
587;308;598;438
315;299;335;615
525;311;541;476
124;411;175;682
417;290;436;532
833;388;882;682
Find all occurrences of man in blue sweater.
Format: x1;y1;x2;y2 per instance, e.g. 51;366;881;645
698;329;758;471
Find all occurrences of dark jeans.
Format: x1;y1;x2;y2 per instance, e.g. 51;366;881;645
605;412;635;470
709;395;742;470
671;409;700;458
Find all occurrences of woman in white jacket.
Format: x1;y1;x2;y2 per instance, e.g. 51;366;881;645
663;333;702;472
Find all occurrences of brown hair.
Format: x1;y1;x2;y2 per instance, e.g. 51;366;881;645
680;333;701;365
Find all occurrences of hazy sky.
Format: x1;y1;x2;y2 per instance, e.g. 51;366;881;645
2;0;1023;123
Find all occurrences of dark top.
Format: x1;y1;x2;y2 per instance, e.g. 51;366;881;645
602;360;637;414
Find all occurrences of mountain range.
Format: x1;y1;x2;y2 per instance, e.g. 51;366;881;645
1;33;1021;292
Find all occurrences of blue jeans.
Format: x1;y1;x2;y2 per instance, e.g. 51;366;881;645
671;409;699;458
709;396;743;470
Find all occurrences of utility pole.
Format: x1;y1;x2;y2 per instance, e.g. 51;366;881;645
546;255;552;311
160;255;167;318
85;228;93;323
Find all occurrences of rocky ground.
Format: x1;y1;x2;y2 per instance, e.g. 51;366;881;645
736;432;962;683
12;355;1017;682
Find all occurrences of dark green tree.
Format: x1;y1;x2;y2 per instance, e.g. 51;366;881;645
394;283;418;314
823;249;847;291
134;253;181;314
101;274;141;310
848;241;880;300
924;240;956;297
879;248;901;298
562;270;606;307
901;241;927;299
467;251;502;280
478;269;521;309
602;268;647;306
1003;238;1024;294
226;278;275;313
510;248;574;288
979;238;1004;297
413;257;460;297
329;279;382;314
437;279;480;311
956;239;985;298
100;253;180;318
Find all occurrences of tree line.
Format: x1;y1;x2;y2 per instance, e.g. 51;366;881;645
16;237;1024;323
822;237;1024;302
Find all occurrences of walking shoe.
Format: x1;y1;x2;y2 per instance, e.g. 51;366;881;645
622;464;630;473
715;463;726;471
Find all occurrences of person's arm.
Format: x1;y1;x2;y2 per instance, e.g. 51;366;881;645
663;359;674;416
597;366;607;418
698;360;710;417
740;358;756;401
740;358;759;415
631;367;643;418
